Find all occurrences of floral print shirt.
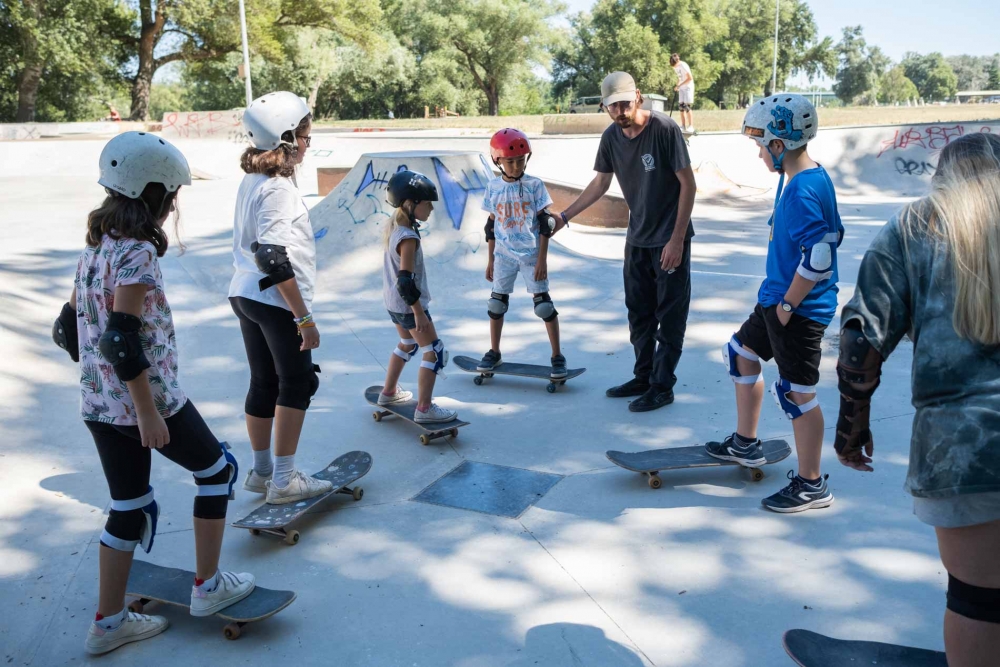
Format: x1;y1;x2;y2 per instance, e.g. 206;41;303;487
75;235;186;425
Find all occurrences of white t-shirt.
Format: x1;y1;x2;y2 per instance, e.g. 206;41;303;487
481;175;553;260
75;236;187;426
229;173;316;312
674;61;694;91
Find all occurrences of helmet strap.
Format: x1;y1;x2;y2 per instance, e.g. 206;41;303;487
767;143;786;173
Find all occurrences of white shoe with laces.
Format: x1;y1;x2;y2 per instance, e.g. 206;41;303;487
413;403;457;424
243;469;271;494
377;385;413;406
84;611;169;655
190;571;256;617
265;470;333;504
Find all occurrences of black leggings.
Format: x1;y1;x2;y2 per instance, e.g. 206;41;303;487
85;400;232;550
230;296;319;417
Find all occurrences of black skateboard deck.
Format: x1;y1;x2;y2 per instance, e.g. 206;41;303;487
606;438;791;488
232;451;371;545
365;385;469;445
783;629;946;667
454;355;586;393
125;560;295;640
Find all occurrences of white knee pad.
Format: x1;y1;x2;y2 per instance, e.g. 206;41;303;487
393;338;419;362
771;376;819;420
193;446;238;500
722;335;762;385
420;339;448;376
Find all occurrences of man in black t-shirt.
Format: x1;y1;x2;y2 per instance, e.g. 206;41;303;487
556;71;696;412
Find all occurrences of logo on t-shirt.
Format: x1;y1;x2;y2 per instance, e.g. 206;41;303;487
641;154;655;172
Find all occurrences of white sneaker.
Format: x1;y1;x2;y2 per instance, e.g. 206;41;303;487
413;403;457;424
190;571;256;617
265;470;333;505
243;469;271;494
84;612;169;655
377;385;413;406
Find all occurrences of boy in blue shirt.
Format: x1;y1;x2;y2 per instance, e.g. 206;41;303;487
478;128;566;379
707;94;845;513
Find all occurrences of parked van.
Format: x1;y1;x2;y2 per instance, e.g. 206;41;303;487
569;96;603;113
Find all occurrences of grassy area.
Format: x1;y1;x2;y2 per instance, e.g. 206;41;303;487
315;105;1000;134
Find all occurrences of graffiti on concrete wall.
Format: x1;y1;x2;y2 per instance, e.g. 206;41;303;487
877;124;994;159
161;111;247;143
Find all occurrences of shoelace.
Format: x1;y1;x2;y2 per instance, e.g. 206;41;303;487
780;470;805;497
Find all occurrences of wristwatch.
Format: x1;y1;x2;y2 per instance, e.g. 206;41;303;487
779;299;795;313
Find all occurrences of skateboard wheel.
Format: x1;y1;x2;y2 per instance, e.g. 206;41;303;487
224;623;242;640
352;487;364;501
250;529;261;536
284;530;300;546
473;376;483;386
419;434;430;446
648;474;662;489
128;600;144;614
750;468;765;482
546;383;556;393
450;428;458;438
373;412;382;422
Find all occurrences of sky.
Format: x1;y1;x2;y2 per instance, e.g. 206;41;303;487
560;0;1000;62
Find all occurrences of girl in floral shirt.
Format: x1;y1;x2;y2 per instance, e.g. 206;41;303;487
52;132;255;656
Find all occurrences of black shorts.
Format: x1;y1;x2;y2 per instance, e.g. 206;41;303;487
388;309;431;331
735;304;826;387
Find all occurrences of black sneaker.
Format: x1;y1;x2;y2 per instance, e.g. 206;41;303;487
628;387;674;412
606;377;650;398
477;349;502;371
761;471;835;513
550;354;567;379
706;434;766;467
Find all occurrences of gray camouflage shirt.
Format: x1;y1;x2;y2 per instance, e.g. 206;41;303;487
841;216;1000;499
383;225;430;314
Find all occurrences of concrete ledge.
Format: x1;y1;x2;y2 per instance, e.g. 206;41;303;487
0;121;145;141
543;114;612;135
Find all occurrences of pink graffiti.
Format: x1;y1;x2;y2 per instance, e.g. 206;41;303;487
877;124;986;158
161;111;245;141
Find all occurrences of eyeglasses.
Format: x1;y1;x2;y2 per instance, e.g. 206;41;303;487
298;135;312;147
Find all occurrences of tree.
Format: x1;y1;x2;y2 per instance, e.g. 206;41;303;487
833;26;889;105
988;56;1000;90
1;0;131;122
901;52;958;101
946;55;990;92
878;66;918;105
405;0;559;116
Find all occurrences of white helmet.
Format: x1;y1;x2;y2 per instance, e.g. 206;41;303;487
742;93;818;151
98;132;191;199
242;91;310;150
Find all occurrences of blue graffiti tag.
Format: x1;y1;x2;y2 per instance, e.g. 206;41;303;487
432;156;491;230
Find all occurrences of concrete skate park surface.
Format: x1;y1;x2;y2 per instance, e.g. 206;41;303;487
1;121;988;665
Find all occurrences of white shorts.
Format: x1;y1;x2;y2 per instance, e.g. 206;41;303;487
678;88;694;106
492;252;548;295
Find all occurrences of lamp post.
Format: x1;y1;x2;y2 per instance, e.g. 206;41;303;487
238;0;253;106
771;0;780;93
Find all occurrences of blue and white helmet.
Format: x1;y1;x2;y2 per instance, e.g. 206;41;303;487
742;93;818;151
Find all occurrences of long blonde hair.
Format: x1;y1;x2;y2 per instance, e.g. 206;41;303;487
382;202;414;249
902;132;1000;346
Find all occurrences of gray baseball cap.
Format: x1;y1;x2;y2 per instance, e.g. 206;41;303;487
602;71;637;106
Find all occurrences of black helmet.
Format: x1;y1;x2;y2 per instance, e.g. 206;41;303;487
386;170;438;208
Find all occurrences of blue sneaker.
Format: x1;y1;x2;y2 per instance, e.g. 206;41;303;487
761;471;835;513
706;434;766;467
477;349;502;371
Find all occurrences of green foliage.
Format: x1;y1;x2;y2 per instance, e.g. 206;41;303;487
878;66;919;105
946;55;993;92
988;57;1000;90
901;52;958;101
833;26;889;105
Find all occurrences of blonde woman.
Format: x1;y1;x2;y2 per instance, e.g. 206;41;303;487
836;132;1000;667
377;170;456;423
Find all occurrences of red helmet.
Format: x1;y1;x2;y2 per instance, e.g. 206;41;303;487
490;128;531;162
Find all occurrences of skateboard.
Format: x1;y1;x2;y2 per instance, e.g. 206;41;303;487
365;385;469;445
454;355;586;393
782;629;946;667
125;560;295;640
231;450;371;545
606;438;791;489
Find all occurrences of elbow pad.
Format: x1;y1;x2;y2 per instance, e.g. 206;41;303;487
53;302;79;362
251;242;295;291
484;217;495;242
537;210;556;238
797;232;841;282
98;311;150;382
395;270;422;306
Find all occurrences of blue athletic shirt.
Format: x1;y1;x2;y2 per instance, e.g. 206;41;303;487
758;166;844;325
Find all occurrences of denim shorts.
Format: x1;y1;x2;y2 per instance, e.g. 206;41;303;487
388;309;431;331
913;491;1000;528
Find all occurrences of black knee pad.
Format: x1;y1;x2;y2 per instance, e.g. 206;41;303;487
193;466;232;520
277;364;321;411
947;574;1000;624
245;375;279;418
104;509;143;546
679;102;691;112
